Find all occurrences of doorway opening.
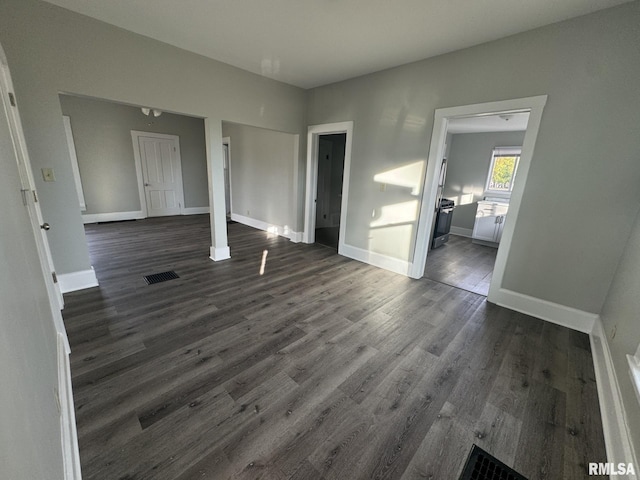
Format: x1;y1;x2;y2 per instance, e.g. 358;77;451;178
303;121;353;253
423;112;530;296
314;133;346;249
411;96;547;305
222;138;232;219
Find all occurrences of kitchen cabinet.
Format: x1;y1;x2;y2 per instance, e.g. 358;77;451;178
472;201;509;247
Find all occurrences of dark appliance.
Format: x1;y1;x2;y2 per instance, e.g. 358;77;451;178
432;198;455;249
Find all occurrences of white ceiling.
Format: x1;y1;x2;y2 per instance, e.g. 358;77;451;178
448;112;530;134
43;0;632;89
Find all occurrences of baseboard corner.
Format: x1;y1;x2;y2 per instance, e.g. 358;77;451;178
58;267;99;293
490;288;597;334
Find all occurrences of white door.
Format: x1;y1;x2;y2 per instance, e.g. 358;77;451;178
136;133;184;217
0;52;63;310
1;46;81;479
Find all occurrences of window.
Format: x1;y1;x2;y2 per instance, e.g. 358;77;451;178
485;147;521;195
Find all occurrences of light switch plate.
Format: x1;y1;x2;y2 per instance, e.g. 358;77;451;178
42;167;55;182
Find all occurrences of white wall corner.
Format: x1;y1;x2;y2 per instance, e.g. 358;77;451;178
58;267;99;293
339;243;412;276
182;206;210;215
82;211;145;224
209;246;231;262
591;318;639;479
489;288;597;334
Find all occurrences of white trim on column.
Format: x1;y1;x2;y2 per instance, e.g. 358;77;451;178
209;246;231;261
58;268;99;293
591;318;639;479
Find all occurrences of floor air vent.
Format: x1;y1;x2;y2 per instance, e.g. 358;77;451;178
459;445;528;480
144;271;179;285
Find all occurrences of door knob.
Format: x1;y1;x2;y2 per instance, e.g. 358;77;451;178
40;223;51;231
145;183;151;187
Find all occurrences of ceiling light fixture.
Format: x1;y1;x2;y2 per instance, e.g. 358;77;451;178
141;107;162;117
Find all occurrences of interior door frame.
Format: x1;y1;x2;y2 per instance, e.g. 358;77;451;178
303;121;353;252
131;130;185;217
222;136;232;216
411;95;547;306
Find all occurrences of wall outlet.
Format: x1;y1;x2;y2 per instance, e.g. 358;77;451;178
41;167;55;182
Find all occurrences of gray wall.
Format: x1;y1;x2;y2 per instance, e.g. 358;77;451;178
600;208;640;457
0;0;307;275
445;131;525;232
222;123;296;229
60;95;209;215
307;2;640;314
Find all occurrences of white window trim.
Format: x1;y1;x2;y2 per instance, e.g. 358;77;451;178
484;146;522;197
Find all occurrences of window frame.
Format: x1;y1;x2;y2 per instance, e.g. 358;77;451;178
484;146;522;197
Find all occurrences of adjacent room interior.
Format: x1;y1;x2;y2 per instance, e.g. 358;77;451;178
424;112;530;296
2;1;640;479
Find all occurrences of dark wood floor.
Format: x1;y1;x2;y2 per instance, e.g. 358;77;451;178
425;235;497;296
62;215;607;480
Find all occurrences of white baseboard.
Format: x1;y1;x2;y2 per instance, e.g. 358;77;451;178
289;231;303;243
58;268;99;293
489;288;597;334
82;210;144;224
591;319;639;479
209;246;231;261
450;226;473;237
57;334;82;480
231;213;300;243
339;243;412;276
182;206;210;215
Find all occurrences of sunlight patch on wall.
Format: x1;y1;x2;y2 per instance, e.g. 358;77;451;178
370;200;419;229
373;161;425;195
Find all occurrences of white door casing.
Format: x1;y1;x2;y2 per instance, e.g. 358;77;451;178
131;131;184;217
412;95;548;307
222;137;232;216
62;115;86;212
303;121;353;250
